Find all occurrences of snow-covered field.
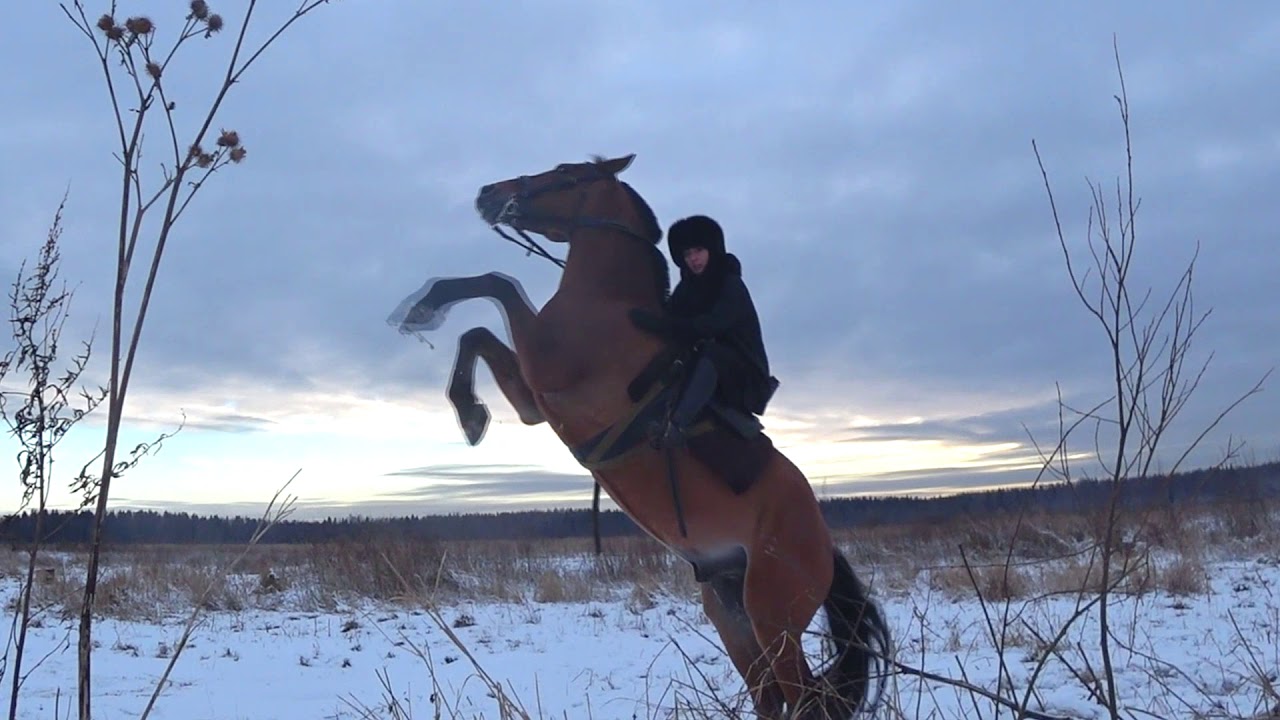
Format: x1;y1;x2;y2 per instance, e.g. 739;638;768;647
6;535;1280;719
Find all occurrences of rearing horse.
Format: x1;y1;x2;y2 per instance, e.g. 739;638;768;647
390;154;890;719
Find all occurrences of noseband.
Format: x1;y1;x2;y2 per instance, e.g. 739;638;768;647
490;167;656;268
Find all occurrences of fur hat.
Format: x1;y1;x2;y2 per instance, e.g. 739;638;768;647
667;215;725;268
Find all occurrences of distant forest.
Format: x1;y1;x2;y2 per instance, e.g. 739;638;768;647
3;461;1278;547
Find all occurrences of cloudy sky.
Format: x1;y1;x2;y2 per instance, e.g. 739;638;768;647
1;2;1276;520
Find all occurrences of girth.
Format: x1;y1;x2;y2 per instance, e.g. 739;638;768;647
570;349;712;471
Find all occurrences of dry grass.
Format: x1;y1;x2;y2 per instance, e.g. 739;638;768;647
6;497;1270;622
1039;555;1109;595
8;534;703;619
4;498;1276;720
926;563;1033;602
1159;554;1209;596
19;549;268;621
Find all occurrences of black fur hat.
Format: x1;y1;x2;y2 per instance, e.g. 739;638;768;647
667;215;725;268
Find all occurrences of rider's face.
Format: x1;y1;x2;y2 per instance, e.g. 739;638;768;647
683;246;710;275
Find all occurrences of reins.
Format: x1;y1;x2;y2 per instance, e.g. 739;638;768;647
490;224;566;268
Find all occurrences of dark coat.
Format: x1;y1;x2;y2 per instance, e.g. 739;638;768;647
663;250;777;416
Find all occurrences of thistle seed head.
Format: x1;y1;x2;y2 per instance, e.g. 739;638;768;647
216;129;240;148
125;16;154;35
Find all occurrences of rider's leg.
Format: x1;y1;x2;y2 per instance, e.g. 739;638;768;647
668;351;718;438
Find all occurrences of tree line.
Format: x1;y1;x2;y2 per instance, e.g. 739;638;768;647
3;460;1276;547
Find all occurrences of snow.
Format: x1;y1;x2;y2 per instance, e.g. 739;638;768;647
6;545;1280;719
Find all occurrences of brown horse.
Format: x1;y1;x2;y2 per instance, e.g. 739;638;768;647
391;154;890;718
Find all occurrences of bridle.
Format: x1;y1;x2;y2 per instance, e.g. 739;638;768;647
488;166;657;269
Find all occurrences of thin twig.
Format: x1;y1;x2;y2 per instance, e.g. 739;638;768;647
138;471;300;719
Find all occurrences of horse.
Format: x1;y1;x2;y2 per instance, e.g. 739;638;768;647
389;153;890;719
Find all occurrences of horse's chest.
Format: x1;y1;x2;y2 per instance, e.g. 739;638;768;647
532;303;618;360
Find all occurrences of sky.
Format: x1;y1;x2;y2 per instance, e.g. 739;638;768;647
0;2;1277;520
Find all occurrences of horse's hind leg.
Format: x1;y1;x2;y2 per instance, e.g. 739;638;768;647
743;537;834;717
448;326;544;445
700;574;785;719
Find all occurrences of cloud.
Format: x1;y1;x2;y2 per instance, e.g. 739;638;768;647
378;464;594;505
180;413;277;434
2;3;1278;516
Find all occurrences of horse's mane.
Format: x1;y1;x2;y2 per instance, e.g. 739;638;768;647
617;179;670;303
583;156;669;303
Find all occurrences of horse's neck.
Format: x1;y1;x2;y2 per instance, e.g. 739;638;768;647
561;230;661;305
539;230;667;444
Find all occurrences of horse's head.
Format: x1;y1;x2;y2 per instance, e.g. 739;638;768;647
475;154;660;245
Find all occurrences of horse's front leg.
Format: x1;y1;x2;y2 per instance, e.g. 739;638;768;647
391;271;580;391
448;326;545;445
391;271;537;348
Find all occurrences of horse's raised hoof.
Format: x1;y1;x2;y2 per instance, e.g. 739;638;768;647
401;296;442;332
387;278;451;335
458;402;491;446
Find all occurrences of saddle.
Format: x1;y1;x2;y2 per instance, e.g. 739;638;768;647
571;348;774;495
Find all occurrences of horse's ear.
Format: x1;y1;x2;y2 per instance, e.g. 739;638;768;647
599;153;635;175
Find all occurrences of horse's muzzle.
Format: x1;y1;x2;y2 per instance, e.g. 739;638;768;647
475;185;514;226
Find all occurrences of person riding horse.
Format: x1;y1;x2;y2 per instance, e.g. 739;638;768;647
629;214;778;445
398;157;890;717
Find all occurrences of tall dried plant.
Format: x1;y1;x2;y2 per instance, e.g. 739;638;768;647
0;197;106;720
59;2;335;717
1025;39;1270;718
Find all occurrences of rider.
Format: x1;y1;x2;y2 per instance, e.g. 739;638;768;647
628;215;778;445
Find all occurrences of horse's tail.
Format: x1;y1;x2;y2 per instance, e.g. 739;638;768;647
819;548;891;717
